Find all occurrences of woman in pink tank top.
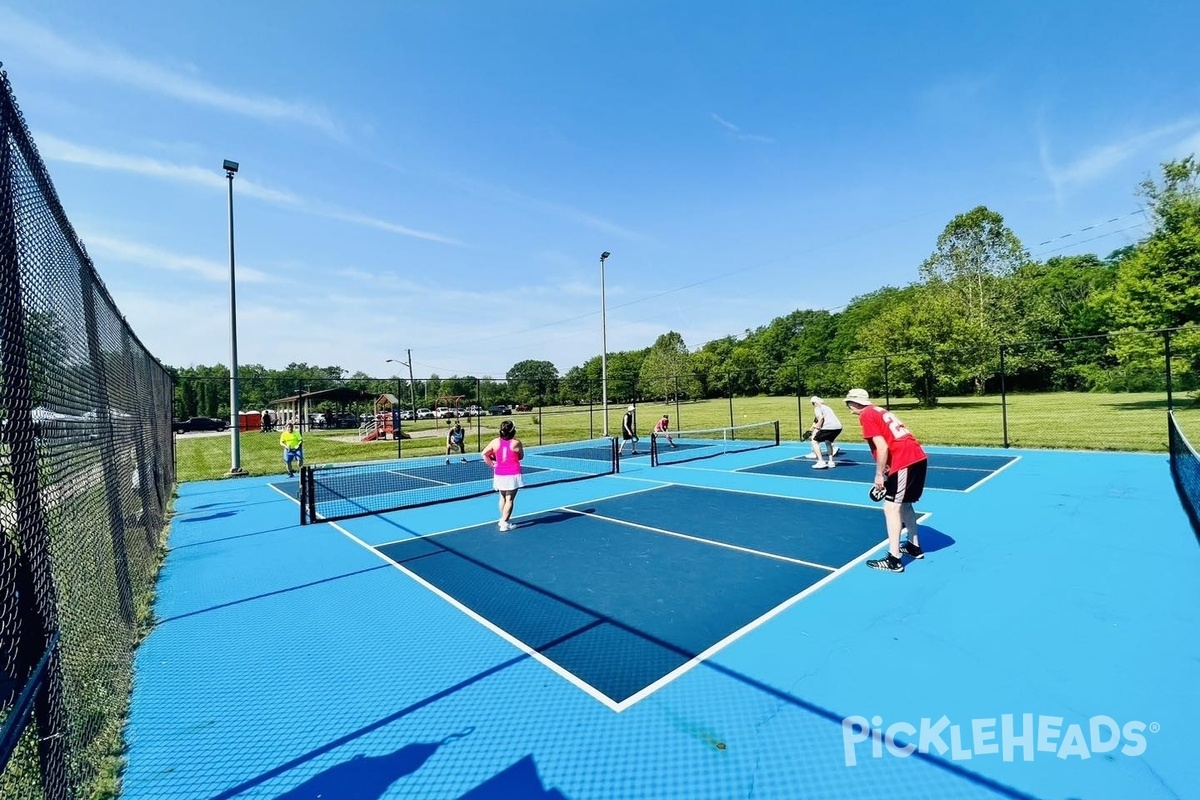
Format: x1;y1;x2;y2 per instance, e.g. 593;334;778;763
482;420;524;532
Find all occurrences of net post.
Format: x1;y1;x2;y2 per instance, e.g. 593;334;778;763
612;435;620;473
774;420;780;446
299;467;308;524
649;432;657;467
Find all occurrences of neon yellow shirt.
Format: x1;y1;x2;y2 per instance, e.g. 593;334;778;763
280;430;303;449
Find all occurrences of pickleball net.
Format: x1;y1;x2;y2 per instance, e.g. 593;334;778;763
1168;411;1200;541
299;437;618;523
651;420;780;466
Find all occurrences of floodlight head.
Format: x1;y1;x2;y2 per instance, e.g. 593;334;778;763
600;251;610;261
223;159;239;174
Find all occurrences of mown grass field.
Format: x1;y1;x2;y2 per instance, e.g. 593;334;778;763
174;391;1200;483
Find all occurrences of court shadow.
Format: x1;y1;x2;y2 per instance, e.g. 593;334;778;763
520;510;594;528
914;525;955;555
178;510;239;523
157;565;392;624
271;732;475;800
457;754;570;799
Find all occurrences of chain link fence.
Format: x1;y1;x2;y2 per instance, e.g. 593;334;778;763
176;328;1198;483
1;65;175;799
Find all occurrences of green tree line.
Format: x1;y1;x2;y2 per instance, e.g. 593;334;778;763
172;157;1200;418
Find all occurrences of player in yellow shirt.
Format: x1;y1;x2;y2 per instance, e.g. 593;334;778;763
280;423;303;477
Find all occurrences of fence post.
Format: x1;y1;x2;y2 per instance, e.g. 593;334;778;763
999;344;1009;449
727;379;734;430
1164;329;1174;412
476;378;482;451
795;362;803;440
884;355;891;408
674;375;681;428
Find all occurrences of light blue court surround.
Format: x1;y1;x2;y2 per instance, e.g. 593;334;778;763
121;441;1200;799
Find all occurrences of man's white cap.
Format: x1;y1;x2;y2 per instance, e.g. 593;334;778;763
810;396;822;405
627;404;635;411
844;388;870;405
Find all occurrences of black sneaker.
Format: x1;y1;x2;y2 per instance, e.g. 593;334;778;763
866;554;904;573
901;541;924;560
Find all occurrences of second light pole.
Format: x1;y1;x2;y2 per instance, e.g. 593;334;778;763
600;251;611;436
225;158;246;476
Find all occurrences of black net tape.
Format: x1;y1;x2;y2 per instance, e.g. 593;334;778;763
651;420;780;467
0;63;175;799
1169;411;1200;542
302;438;617;524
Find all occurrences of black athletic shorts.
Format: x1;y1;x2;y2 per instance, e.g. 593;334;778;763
884;459;928;504
813;428;841;443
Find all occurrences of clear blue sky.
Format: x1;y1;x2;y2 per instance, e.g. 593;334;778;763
2;1;1198;380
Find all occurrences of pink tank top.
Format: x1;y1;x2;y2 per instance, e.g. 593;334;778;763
495;439;521;475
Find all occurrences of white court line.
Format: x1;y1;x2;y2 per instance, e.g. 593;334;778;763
561;508;838;572
385;469;452;487
372;482;675;548
267;480;299;504
341;492;936;713
648;478;904;512
963;455;1023;493
611;510;934;711
674;463;972;494
327;520;626;712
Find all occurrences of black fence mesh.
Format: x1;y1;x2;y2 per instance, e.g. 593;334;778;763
0;64;175;799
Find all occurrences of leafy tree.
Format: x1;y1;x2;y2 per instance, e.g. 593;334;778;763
638;332;701;400
918;206;1031;394
506;359;559;405
1108;156;1200;330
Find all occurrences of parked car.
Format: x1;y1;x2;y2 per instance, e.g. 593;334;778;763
487;405;511;416
398;409;414;421
416;408;434;419
172;416;228;433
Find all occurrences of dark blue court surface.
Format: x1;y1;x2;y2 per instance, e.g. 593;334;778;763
375;485;885;706
740;447;1018;491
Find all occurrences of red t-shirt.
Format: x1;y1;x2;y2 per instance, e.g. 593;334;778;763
858;405;927;472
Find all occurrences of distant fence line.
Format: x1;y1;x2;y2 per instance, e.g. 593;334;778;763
1;65;175;798
175;326;1198;450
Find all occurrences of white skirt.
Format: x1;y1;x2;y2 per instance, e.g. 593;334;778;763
493;473;524;491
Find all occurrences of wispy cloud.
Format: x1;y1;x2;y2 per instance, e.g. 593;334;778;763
82;233;272;283
36;133;464;245
449;177;644;242
0;8;342;139
710;112;774;144
1039;118;1200;201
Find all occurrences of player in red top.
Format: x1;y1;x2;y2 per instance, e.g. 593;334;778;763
844;388;928;573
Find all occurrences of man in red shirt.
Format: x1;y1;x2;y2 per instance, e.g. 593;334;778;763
844;388;928;573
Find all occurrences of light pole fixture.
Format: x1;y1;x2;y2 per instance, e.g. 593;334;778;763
600;251;611;436
225;159;246;475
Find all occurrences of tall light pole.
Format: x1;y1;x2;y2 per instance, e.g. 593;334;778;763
600;251;611;436
225;159;246;475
